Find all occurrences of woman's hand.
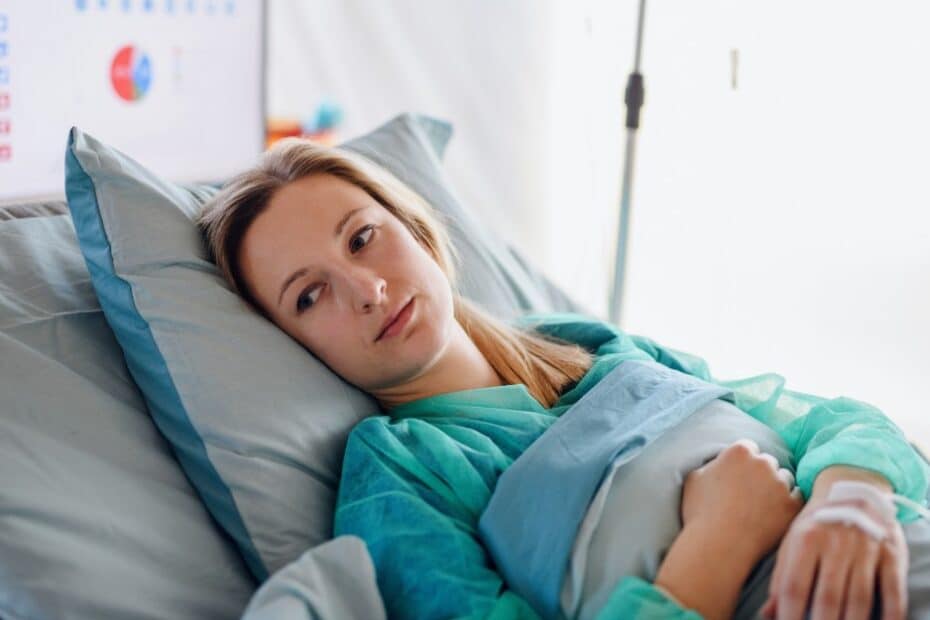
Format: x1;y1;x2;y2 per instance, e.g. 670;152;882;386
761;484;908;620
681;438;804;562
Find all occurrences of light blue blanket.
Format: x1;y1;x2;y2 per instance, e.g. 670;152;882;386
478;359;731;619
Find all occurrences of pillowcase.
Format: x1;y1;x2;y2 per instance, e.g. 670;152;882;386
0;214;255;619
64;112;588;580
240;536;386;620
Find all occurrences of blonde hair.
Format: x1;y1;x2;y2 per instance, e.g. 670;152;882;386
196;137;593;409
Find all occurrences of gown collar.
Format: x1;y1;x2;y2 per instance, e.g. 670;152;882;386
387;382;548;419
384;354;618;419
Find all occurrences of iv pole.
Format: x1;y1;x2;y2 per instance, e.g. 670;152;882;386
607;0;647;328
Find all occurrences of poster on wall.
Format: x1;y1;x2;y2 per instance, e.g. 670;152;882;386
0;0;264;202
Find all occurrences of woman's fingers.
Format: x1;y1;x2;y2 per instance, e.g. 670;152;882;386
879;543;907;620
763;489;908;620
809;540;852;620
776;467;796;491
773;537;819;620
754;451;794;492
732;437;761;454
842;537;881;620
763;539;791;618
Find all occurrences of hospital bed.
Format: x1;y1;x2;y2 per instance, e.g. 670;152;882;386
0;112;592;619
2;112;928;620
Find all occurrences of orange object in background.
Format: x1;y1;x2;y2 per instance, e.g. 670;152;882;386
265;117;301;149
265;117;339;150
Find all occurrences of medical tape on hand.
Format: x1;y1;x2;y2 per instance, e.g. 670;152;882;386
810;481;897;541
835;481;930;522
808;480;930;540
811;506;888;541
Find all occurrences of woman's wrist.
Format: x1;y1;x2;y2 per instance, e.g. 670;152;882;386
654;521;759;620
809;465;892;507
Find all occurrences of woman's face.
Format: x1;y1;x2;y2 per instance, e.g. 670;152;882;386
237;173;456;394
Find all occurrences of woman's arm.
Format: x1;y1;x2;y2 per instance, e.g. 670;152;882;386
758;465;907;619
587;441;809;620
652;521;759;620
811;464;892;501
777;396;927;513
645;438;804;620
337;416;715;620
627;333;930;518
625;332;924;618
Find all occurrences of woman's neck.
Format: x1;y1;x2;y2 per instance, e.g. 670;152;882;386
374;322;504;410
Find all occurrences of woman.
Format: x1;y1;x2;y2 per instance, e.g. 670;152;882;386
197;137;928;620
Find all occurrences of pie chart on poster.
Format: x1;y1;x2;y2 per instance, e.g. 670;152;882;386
110;45;153;102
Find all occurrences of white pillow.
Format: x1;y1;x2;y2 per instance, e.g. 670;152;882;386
64;112;589;580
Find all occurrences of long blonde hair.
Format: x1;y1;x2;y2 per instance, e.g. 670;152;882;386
196;137;593;408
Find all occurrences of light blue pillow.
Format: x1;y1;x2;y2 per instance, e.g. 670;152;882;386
0;214;255;619
64;112;588;581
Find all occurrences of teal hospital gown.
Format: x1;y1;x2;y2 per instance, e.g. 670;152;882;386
333;311;930;619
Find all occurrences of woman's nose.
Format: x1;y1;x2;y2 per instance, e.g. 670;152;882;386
342;268;387;312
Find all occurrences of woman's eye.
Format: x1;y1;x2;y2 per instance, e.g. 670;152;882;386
350;225;374;253
297;224;374;314
296;286;320;313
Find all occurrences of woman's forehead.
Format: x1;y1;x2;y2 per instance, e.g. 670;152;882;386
271;173;368;211
239;180;383;296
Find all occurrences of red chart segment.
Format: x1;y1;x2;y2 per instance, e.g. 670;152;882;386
110;45;152;102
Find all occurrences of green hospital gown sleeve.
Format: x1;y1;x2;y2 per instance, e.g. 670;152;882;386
334;417;536;620
334;416;705;619
627;332;930;522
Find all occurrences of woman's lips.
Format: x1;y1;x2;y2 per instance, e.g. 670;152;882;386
376;298;414;342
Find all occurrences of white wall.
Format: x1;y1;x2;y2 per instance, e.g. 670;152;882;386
623;1;930;446
268;1;930;447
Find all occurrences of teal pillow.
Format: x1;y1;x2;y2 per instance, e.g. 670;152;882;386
64;112;587;581
0;215;255;619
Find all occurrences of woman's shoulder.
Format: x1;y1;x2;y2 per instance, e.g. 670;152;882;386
346;414;441;449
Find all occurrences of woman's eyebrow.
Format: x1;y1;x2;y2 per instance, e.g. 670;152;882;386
276;206;368;308
277;267;309;308
333;206;367;239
